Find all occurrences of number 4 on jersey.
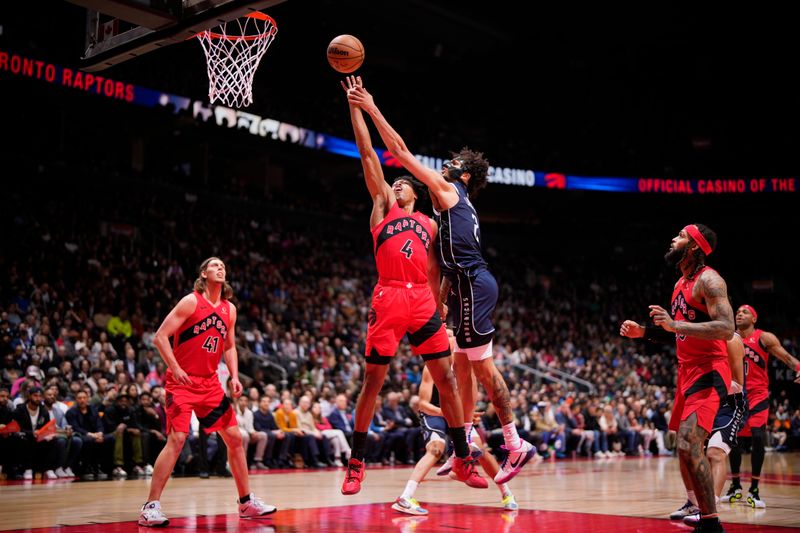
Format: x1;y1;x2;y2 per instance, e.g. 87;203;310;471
202;335;219;353
401;239;413;259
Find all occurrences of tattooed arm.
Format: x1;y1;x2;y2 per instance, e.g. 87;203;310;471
650;269;734;340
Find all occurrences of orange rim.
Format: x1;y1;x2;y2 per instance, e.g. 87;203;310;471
196;12;277;42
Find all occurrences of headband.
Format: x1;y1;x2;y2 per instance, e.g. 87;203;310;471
684;224;712;255
739;304;757;321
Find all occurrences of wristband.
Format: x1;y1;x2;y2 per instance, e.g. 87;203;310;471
644;324;674;343
644;325;659;339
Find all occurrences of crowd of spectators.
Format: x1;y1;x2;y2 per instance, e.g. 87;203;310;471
2;169;799;482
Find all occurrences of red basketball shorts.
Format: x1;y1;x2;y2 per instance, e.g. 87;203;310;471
669;358;731;434
165;373;236;434
365;280;450;364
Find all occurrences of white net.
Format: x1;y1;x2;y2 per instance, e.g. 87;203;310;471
196;12;277;108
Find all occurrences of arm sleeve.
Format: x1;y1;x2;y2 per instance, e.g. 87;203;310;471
644;324;676;344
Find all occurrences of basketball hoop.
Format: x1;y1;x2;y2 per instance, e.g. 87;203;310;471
196;12;277;108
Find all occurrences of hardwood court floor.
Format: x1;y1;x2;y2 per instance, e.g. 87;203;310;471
1;453;798;532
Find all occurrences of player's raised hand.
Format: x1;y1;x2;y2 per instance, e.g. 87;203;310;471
347;84;374;110
340;75;362;94
649;305;676;332
620;320;645;338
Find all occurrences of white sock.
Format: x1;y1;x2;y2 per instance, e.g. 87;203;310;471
687;490;697;506
401;480;419;500
502;422;521;450
499;483;512;498
464;422;473;443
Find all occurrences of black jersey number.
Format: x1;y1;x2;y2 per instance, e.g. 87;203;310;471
202;335;219;353
401;239;413;259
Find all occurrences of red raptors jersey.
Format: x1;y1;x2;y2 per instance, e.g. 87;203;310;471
171;292;231;376
670;266;727;366
742;329;769;394
372;202;433;284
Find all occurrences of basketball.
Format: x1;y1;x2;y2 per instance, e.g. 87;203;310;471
327;34;364;73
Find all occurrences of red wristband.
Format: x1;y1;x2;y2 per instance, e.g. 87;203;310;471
795;362;800;372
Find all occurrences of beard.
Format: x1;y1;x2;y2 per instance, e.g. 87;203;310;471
664;246;686;268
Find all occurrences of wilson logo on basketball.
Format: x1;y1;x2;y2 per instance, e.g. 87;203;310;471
328;47;350;56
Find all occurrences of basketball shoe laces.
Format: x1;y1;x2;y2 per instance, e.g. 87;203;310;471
459;457;480;478
345;461;362;483
499;445;516;470
141;502;166;522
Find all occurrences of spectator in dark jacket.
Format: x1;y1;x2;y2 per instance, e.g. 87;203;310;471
136;391;166;467
66;389;109;480
102;393;144;477
13;386;56;479
0;387;21;478
253;396;294;468
328;394;354;441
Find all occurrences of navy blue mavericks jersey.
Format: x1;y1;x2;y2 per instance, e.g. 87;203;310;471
432;181;488;277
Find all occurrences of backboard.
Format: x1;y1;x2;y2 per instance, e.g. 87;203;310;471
67;0;286;72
